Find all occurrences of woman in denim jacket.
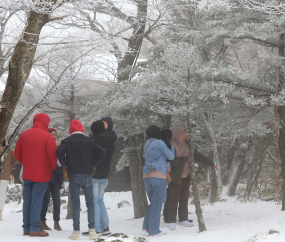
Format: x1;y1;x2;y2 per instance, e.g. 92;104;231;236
142;125;175;237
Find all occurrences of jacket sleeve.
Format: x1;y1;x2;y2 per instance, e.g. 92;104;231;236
194;149;215;167
47;135;57;170
56;141;67;166
100;130;117;143
93;141;106;166
170;156;188;166
158;141;175;160
14;137;23;164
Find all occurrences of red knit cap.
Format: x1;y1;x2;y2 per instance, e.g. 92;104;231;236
48;128;56;133
69;119;84;134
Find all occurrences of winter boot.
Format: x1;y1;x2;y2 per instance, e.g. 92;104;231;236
89;228;99;239
0;210;2;220
29;230;49;237
41;221;51;230
23;232;30;236
102;227;111;236
168;223;176;231
54;221;62;231
69;230;80;240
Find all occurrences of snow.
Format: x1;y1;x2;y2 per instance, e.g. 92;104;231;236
1;190;285;242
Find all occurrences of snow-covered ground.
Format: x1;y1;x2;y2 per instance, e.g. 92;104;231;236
1;190;285;242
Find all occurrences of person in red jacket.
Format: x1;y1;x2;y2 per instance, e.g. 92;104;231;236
14;113;57;237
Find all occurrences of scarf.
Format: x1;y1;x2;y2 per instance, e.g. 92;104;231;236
172;127;190;178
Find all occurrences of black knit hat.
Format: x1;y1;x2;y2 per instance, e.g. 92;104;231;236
146;125;161;139
91;120;105;134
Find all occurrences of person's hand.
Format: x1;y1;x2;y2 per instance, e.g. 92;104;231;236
56;142;61;146
188;155;191;163
213;165;218;170
166;172;172;185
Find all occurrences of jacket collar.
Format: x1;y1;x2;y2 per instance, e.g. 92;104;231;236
71;131;84;135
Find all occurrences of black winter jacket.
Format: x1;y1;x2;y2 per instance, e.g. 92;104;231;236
56;133;105;177
92;132;116;179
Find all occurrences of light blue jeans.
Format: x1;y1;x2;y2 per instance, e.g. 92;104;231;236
143;177;167;236
92;178;109;232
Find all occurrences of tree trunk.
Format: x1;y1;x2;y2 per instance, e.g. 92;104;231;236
227;140;252;197
245;127;277;201
163;114;172;129
209;152;219;203
186;113;207;232
117;0;148;81
66;186;73;219
227;152;248;197
126;133;148;219
0;11;49;178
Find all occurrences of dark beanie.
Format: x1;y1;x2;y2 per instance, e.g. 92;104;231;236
91;120;105;134
146;125;161;139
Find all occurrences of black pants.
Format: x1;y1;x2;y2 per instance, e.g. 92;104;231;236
167;176;190;223
40;181;61;222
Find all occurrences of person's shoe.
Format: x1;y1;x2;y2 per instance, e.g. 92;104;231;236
54;221;62;231
69;230;80;240
41;221;51;230
101;227;111;236
0;210;2;220
179;220;194;227
168;223;176;230
23;232;29;236
149;232;167;237
29;230;49;237
89;228;99;239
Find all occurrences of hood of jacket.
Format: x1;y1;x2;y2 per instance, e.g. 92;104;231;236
69;119;84;134
32;113;51;131
100;117;113;131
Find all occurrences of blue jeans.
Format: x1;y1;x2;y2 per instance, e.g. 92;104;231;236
92;178;109;232
41;181;61;221
22;180;48;233
143;177;167;236
69;174;95;231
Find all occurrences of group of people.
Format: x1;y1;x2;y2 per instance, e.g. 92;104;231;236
0;113;116;240
142;125;217;237
0;112;217;239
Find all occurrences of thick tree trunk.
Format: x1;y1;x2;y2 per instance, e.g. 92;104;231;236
163;114;172;129
126;133;148;219
186;113;207;232
209;152;219;203
117;0;148;81
279;107;285;210
0;11;49;178
227;154;247;197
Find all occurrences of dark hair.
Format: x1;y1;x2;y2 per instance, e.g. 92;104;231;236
91;120;105;134
146;125;161;139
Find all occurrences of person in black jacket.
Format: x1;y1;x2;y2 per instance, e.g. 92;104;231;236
82;118;116;237
41;128;64;231
56;120;105;240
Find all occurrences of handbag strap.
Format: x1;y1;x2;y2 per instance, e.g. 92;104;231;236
144;140;155;155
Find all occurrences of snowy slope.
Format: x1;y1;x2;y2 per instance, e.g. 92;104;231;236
1;191;285;242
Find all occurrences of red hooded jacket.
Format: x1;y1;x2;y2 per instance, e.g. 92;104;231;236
14;113;57;182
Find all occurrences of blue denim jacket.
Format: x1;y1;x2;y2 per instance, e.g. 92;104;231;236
143;138;175;175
